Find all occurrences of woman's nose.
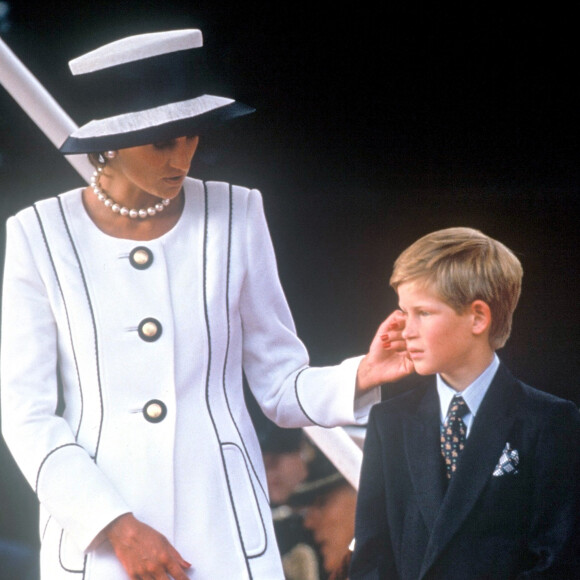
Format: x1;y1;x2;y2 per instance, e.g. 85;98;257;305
171;136;199;170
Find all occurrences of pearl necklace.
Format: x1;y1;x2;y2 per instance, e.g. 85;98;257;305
90;168;170;219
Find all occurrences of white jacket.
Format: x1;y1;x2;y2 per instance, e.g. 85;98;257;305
1;178;378;579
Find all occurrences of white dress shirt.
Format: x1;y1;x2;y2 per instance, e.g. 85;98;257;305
437;354;500;437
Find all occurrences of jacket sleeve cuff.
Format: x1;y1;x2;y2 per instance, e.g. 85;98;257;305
294;355;380;427
37;444;132;553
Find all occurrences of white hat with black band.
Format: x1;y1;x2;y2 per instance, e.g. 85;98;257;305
59;29;255;154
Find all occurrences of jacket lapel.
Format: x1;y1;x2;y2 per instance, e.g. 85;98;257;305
420;364;519;578
403;382;447;533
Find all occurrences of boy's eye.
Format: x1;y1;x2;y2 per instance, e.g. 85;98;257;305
419;310;431;316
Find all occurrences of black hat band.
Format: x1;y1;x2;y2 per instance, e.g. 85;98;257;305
73;49;213;120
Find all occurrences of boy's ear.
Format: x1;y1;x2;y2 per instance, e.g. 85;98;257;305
470;300;491;336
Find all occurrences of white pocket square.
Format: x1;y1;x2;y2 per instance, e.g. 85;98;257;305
492;442;519;477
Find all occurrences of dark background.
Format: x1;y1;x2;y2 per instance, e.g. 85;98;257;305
1;0;578;561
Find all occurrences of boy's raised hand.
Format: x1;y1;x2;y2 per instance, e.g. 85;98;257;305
356;310;414;392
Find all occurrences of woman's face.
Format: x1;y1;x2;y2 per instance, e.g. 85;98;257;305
112;135;199;200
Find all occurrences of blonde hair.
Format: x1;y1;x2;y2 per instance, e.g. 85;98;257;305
390;227;523;350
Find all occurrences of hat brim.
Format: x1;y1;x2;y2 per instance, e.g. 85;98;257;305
60;99;255;154
287;472;347;508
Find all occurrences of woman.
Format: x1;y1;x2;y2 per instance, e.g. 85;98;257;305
0;30;412;579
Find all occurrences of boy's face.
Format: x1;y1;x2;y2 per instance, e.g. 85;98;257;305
398;280;480;389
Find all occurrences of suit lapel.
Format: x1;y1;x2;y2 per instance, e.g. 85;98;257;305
420;364;519;578
403;381;447;533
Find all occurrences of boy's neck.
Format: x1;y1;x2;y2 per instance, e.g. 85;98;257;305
440;349;496;392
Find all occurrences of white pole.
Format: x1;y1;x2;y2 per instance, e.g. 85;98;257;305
0;36;93;182
0;34;364;489
303;425;362;490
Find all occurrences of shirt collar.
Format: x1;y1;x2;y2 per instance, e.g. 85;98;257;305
437;354;500;422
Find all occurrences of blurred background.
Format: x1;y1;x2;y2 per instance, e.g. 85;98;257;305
1;1;578;570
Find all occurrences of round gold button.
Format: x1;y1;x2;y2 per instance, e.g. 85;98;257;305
133;250;149;265
146;403;162;419
143;399;167;423
129;246;153;270
141;321;158;337
138;318;162;342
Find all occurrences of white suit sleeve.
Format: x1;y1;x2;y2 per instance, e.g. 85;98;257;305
239;189;380;427
0;216;130;552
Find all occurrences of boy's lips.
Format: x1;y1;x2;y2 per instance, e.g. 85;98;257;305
408;349;424;359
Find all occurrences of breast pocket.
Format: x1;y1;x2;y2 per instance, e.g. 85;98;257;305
478;467;532;534
222;442;267;557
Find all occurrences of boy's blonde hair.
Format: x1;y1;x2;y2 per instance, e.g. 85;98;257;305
390;227;523;350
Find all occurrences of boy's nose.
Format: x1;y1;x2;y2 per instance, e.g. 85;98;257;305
402;319;416;339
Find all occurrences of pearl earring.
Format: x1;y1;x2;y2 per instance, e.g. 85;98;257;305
105;150;117;159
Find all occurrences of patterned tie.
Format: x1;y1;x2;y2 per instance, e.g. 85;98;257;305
440;395;469;479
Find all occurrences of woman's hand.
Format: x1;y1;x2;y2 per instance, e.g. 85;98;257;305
356;310;414;392
105;513;191;579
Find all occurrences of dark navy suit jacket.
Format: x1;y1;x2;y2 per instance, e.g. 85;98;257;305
350;364;580;579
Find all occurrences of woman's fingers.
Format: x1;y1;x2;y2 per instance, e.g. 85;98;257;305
165;548;192;580
106;513;191;580
380;312;406;350
357;310;414;390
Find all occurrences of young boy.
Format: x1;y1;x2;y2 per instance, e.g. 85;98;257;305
349;227;580;579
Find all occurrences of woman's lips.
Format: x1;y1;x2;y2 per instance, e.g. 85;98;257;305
163;175;185;185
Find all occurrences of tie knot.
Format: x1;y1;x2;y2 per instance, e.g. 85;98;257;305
448;395;469;419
